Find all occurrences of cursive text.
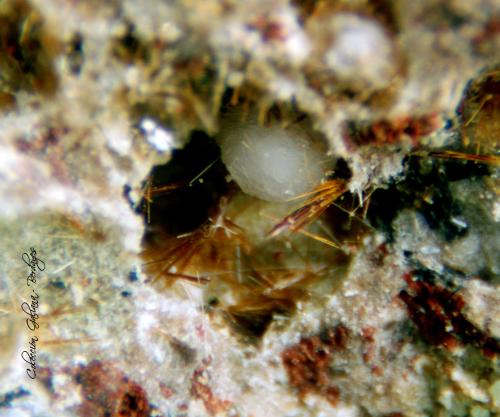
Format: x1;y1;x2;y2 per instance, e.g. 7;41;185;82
21;336;38;379
22;247;45;286
21;290;40;331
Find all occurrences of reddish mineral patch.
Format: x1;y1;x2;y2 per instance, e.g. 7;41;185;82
399;271;500;357
346;114;439;147
190;357;232;415
281;325;348;405
74;360;151;417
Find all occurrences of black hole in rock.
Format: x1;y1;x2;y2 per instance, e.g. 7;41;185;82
67;32;84;75
227;311;278;340
323;193;368;242
366;156;490;242
367;0;400;33
123;393;138;411
122;31;140;53
331;158;352;180
138;130;230;236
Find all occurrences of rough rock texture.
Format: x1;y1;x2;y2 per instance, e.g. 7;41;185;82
0;0;499;417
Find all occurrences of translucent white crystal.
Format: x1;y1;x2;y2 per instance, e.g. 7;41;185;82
218;119;326;202
325;14;393;88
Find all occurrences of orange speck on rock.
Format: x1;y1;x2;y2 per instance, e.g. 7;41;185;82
371;365;383;376
248;17;287;41
159;382;174;399
190;358;232;415
361;326;376;341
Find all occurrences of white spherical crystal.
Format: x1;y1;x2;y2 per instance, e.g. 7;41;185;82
218;119;327;202
325;14;394;88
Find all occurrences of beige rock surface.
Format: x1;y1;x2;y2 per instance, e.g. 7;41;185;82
0;1;499;416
